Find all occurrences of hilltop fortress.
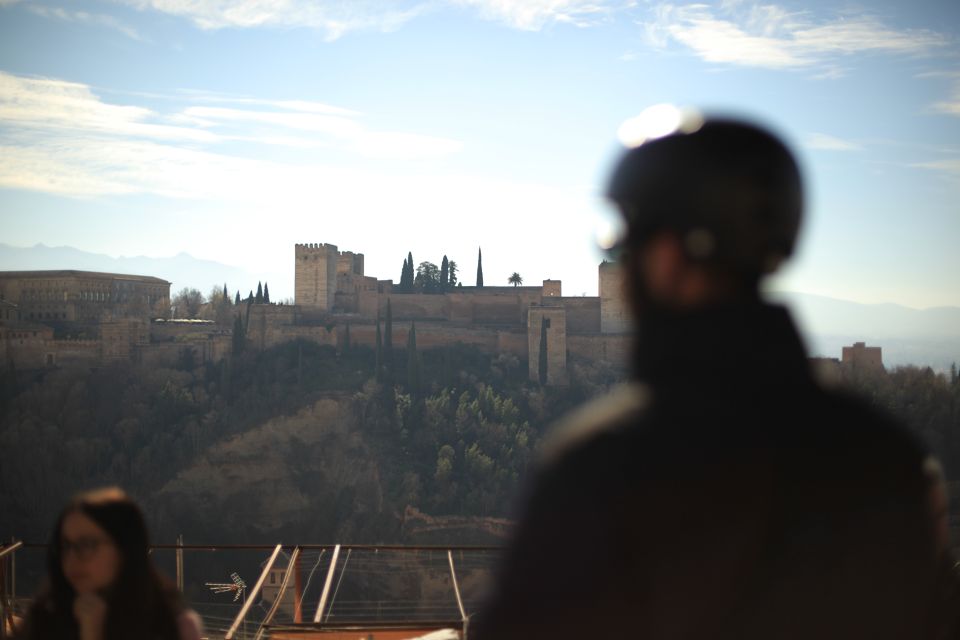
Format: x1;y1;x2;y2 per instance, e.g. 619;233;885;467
0;243;633;382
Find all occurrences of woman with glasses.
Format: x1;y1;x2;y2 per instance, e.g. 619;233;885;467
16;487;201;640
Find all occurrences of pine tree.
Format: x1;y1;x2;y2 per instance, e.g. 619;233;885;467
255;282;263;304
476;247;484;287
263;282;270;304
440;255;449;291
407;321;420;394
234;291;241;305
538;316;548;385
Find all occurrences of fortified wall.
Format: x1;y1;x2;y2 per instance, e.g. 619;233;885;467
286;242;632;384
0;245;634;381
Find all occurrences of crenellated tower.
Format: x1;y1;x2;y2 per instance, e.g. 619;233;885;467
295;243;340;311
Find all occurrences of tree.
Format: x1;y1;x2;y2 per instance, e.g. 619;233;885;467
231;314;245;354
263;282;271;304
343;323;351;352
223;283;229;302
448;260;459;287
255;282;263;304
415;261;441;293
508;272;523;287
375;311;383;381
385;299;394;373
234;291;241;305
476;247;484;287
400;252;415;293
538;316;548;385
440;256;449;291
407;322;420;394
172;287;204;319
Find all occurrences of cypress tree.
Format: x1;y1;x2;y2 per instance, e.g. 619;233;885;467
263;282;270;304
223;283;228;302
407;321;420;394
232;314;245;355
255;282;263;304
375;311;383;381
440;255;449;291
476;247;484;287
400;257;409;291
385;299;394;373
234;291;241;305
343;323;351;352
538;316;548;385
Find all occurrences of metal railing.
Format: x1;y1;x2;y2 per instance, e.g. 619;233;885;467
5;542;500;639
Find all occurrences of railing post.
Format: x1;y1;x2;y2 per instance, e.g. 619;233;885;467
313;544;341;624
225;544;282;640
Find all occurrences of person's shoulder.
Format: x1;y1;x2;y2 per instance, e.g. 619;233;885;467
540;382;652;467
176;609;203;640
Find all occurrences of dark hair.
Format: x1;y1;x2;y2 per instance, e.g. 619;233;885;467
19;488;182;640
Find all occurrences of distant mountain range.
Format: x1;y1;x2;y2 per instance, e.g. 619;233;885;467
2;243;957;371
0;242;289;303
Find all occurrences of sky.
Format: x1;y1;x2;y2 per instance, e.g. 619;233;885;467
0;0;958;308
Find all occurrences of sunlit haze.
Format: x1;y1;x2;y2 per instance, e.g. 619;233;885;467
1;0;958;308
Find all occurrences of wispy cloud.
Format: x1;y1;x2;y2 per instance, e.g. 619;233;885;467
912;158;960;178
454;0;610;30
805;132;861;151
113;0;612;37
932;78;960;117
26;5;145;40
644;3;948;71
0;71;463;199
115;0;428;39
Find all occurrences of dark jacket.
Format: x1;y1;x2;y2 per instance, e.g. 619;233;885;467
473;301;940;640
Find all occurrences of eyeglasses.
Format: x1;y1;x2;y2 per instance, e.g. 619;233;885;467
61;536;111;560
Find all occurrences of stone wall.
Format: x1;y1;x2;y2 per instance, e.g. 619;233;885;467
560;297;601;334
567;334;632;368
842;342;884;372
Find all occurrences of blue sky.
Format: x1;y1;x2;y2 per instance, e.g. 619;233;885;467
0;0;957;308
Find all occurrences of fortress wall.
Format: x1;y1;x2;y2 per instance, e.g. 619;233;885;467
245;305;298;351
53;339;100;368
496;329;528;357
560;297;601;333
567;334;632;367
381;295;448;320
150;321;218;342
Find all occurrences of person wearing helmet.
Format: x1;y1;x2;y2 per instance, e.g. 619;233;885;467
470;111;947;640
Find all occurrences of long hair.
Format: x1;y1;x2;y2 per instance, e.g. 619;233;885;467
20;488;182;640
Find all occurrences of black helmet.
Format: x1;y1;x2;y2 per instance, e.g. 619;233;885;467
606;109;803;275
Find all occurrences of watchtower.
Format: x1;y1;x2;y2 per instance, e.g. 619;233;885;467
295;243;339;311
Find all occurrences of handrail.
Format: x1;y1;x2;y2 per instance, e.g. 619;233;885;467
224;544;282;640
12;542;502;551
0;542;22;560
447;550;467;625
253;546;300;640
313;544;341;623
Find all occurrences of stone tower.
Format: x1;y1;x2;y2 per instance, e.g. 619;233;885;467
295;243;339;311
599;261;630;334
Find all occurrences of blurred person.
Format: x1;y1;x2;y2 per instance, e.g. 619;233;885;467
471;110;950;639
16;487;201;640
